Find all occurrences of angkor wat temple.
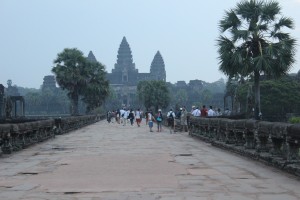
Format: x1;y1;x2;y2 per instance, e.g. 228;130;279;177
88;36;166;106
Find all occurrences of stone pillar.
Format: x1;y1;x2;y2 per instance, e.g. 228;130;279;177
0;84;4;118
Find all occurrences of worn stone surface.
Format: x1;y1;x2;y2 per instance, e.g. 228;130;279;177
0;120;299;199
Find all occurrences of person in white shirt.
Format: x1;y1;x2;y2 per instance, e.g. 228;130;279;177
147;110;154;132
215;108;222;116
191;106;195;113
122;109;129;126
135;108;142;127
207;106;215;117
224;108;231;116
119;108;125;124
192;107;200;117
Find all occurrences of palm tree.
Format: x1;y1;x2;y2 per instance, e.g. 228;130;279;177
81;60;109;113
52;48;87;115
217;0;296;119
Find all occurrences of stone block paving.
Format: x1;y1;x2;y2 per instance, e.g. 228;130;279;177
0;120;299;199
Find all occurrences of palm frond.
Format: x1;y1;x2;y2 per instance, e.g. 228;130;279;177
231;29;250;41
274;17;294;32
272;32;290;40
253;54;271;72
261;1;280;22
217;36;235;54
219;9;241;32
236;0;263;22
257;23;268;32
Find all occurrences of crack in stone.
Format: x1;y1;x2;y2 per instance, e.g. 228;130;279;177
64;192;82;194
18;172;38;175
175;154;193;157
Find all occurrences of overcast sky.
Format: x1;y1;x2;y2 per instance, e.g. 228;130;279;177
1;0;300;89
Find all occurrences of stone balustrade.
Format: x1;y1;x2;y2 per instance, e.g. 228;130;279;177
187;116;300;176
0;114;105;154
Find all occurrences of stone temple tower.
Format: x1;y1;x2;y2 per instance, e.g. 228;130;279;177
87;51;97;63
109;37;139;85
105;37;168;107
150;51;166;81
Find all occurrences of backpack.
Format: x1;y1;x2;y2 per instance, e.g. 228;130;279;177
156;113;162;122
168;112;174;119
128;112;134;119
168;112;174;122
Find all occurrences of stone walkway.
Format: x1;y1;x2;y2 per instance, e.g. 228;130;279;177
0;120;299;200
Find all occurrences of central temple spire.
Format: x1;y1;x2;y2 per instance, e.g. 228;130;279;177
113;36;137;73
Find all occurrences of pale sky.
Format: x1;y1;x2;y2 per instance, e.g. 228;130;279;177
1;0;300;89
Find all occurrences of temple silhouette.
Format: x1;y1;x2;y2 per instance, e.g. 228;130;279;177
88;36;166;106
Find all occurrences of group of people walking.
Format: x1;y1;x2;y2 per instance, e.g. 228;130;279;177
106;108;165;133
106;105;228;133
106;108;143;127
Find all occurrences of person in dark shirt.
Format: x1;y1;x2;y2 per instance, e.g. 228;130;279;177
201;105;208;117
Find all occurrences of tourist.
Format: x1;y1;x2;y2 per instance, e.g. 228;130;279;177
119;108;125;124
192;106;200;117
128;109;135;125
215;108;222;116
176;108;182;119
180;107;188;132
224;108;231;116
147;110;154;132
200;105;208;117
116;109;121;124
106;111;112;123
156;109;163;132
191;106;196;113
110;110;116;123
145;110;149;125
135;108;142;127
208;106;215;117
167;108;175;133
122;108;129;126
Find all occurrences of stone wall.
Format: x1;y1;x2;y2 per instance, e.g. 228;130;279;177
187;117;300;177
0;115;105;154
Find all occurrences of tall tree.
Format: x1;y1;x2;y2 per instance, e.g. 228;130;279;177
217;0;296;119
137;80;170;111
52;48;87;115
81;60;109;113
52;48;109;115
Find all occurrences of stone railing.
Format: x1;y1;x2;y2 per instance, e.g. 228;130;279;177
187;117;300;177
0;114;105;154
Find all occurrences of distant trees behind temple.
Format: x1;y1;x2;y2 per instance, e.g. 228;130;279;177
3;80;69;116
15;83;90;116
102;78;226;112
137;80;170;111
25;87;71;115
168;78;226;111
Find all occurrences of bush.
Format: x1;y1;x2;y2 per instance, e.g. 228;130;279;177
289;117;300;124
